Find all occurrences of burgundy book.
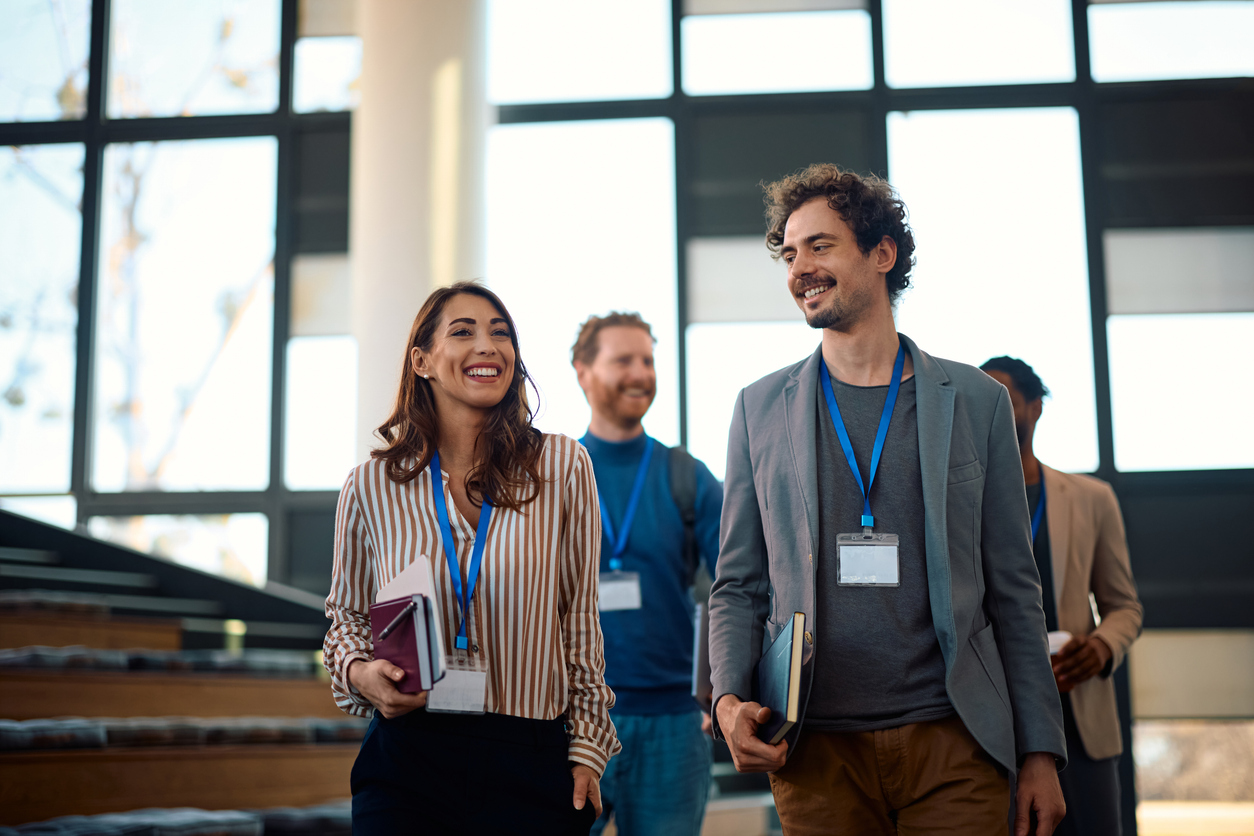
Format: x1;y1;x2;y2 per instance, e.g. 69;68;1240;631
369;594;441;693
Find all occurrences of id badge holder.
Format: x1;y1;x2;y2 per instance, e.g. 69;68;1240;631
836;531;901;586
426;652;487;714
599;570;642;611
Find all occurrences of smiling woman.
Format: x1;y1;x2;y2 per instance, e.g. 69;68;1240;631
370;282;541;511
324;280;620;834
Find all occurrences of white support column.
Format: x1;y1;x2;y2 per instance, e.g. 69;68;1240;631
350;0;489;463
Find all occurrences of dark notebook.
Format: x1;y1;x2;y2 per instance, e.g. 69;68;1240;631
754;611;805;744
369;594;444;693
692;603;712;710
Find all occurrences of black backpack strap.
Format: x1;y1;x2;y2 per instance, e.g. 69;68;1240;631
669;444;699;588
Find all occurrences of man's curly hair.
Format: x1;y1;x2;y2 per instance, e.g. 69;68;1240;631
763;163;916;304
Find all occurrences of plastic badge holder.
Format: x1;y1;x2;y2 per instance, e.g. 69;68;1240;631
836;531;901;587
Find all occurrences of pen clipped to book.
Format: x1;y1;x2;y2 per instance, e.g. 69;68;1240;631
379;600;418;640
370;559;447;694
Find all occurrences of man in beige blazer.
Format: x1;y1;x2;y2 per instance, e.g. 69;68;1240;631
982;357;1143;836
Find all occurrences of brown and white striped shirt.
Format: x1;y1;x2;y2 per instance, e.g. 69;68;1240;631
323;433;620;773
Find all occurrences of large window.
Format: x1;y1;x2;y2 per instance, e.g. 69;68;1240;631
0;0;355;588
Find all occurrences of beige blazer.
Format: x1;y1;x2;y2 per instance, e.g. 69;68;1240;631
1041;464;1143;760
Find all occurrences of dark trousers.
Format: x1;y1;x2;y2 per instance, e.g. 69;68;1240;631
351;709;598;836
1055;696;1122;836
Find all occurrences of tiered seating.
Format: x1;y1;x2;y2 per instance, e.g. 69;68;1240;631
0;512;353;828
0;800;352;835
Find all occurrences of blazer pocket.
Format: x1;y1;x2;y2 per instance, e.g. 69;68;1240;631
969;624;1012;714
947;459;985;486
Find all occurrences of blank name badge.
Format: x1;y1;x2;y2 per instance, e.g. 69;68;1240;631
426;653;487;714
836;532;901;587
599;571;642;611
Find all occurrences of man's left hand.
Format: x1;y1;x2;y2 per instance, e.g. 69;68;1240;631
1014;752;1066;836
1052;634;1112;692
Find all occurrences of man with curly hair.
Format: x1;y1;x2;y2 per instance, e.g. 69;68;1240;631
707;164;1068;835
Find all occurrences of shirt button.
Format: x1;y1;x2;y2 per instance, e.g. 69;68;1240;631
472;644;480;653
804;631;813;645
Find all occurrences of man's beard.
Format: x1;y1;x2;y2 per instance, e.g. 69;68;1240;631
591;382;653;428
806;305;842;330
804;283;868;331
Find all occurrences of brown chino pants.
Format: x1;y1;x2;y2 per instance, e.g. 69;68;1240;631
769;715;1010;835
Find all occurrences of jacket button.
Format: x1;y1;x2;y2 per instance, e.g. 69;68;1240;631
804;631;813;645
808;554;813;563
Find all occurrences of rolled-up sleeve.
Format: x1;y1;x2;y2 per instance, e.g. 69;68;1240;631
560;444;621;774
323;467;377;717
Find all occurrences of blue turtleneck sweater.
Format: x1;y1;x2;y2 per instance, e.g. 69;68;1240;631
581;432;723;715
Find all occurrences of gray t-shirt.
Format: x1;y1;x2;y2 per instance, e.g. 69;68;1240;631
807;372;953;732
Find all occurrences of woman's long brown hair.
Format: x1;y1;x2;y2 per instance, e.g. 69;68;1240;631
371;282;544;511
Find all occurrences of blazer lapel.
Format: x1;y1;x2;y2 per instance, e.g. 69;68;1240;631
783;347;822;561
901;334;958;668
1042;464;1072;608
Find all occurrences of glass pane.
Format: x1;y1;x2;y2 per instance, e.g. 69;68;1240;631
285;336;357;490
0;0;91;121
686;322;820;481
0;144;82;493
1089;2;1254;83
285;253;354;490
1108;313;1254;472
1104;227;1254;316
93;138;277;492
486;118;679;445
487;0;672;104
682;11;872;95
884;0;1075;88
687;237;796;323
888;108;1098;473
0;495;77;529
293;36;361;113
686;0;868;11
88;513;269;586
107;0;281;118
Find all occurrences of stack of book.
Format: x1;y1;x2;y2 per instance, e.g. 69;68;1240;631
369;561;446;693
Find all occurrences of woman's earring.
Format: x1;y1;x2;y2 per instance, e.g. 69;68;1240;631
422;374;430;380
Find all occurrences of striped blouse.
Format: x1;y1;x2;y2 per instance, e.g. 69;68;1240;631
323;433;621;774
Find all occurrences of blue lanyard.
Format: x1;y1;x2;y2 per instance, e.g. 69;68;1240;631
429;451;493;651
819;342;906;530
1030;479;1046;543
587;436;653;573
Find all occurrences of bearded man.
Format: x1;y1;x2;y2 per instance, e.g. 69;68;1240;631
572;312;724;836
707;164;1068;836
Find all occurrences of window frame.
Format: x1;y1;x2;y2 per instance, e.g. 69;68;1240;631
0;0;348;584
495;0;1254;496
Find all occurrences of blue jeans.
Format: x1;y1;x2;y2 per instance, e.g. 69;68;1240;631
591;710;712;836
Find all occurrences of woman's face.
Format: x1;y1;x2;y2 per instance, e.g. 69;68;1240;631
412;293;517;416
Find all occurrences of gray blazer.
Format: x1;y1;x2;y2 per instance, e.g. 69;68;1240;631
707;334;1066;773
